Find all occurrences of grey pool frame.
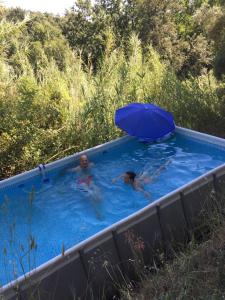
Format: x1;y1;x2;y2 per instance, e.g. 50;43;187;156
1;126;225;300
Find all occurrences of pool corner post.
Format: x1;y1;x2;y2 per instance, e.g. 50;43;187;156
179;191;192;240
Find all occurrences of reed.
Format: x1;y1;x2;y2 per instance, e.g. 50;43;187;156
0;27;224;179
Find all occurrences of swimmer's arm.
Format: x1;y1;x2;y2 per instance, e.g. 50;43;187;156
68;165;80;172
135;186;151;199
112;174;124;183
58;166;78;176
76;162;94;169
134;181;151;199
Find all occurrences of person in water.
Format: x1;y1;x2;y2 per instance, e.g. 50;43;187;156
112;171;151;198
112;159;171;198
72;154;102;219
72;154;94;187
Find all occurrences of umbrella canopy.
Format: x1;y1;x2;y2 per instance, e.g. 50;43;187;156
115;103;175;142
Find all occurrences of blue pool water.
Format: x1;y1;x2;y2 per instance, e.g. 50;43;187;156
1;132;225;285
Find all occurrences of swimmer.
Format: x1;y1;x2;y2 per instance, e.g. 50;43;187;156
112;171;151;198
112;159;172;199
70;154;95;186
73;154;94;171
72;155;102;219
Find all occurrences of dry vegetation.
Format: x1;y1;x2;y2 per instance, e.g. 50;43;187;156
120;192;225;300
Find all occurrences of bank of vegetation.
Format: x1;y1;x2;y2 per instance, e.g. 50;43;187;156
1;0;225;179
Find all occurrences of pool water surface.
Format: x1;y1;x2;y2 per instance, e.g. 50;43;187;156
1;132;225;285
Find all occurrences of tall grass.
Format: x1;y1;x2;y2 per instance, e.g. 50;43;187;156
0;26;224;179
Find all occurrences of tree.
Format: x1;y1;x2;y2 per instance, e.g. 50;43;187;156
193;3;225;78
61;0;110;67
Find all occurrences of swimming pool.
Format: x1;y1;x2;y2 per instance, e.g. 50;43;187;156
1;127;225;298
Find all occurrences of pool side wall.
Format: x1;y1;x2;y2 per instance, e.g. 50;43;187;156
1;127;225;300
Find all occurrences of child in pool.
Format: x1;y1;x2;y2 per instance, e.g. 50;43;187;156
113;171;150;198
112;159;171;198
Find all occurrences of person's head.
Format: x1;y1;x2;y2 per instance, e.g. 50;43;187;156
79;154;89;169
124;171;136;184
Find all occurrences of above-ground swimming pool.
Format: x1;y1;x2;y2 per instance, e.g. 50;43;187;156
1;128;225;287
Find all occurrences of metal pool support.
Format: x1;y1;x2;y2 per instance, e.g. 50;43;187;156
1;127;225;300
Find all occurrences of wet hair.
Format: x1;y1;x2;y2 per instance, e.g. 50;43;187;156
125;171;137;182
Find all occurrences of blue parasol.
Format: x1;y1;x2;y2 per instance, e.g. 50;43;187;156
115;103;175;142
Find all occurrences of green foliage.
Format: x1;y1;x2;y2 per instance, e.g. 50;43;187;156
61;1;110;67
193;4;225;77
5;7;26;23
0;3;225;179
61;0;217;78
